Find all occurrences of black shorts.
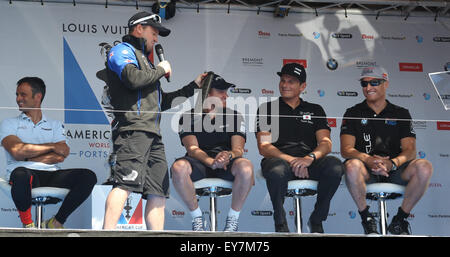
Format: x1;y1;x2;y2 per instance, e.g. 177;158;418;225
110;131;169;198
344;159;411;186
172;155;239;182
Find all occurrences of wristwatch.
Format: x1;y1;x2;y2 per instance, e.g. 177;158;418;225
390;159;398;171
307;153;316;162
228;152;233;161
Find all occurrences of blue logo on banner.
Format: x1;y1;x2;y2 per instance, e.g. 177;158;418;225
64;38;109;124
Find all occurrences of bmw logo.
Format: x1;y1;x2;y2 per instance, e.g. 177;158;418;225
327;58;338;70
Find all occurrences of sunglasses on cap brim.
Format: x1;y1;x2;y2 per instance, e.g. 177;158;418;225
130;14;162;26
360;79;386;87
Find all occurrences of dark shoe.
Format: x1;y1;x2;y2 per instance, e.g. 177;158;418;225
388;217;411;235
361;214;379;234
307;219;324;233
275;223;289;232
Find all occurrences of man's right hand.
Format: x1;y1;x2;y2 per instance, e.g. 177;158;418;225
157;60;172;78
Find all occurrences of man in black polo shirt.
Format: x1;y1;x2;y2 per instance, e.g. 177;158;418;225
171;74;254;232
256;63;344;233
340;66;433;235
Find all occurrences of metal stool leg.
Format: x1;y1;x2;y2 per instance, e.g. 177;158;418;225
209;186;218;232
294;194;302;233
378;194;388;235
35;203;43;229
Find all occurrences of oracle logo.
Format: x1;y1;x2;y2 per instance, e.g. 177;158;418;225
327;118;337;127
171;210;185;217
399;62;423;72
437;121;450;130
283;59;307;68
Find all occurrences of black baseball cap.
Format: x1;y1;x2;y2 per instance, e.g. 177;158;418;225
277;63;307;83
128;11;171;37
210;74;236;90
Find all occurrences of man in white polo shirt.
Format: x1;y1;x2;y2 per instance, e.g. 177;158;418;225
0;77;97;228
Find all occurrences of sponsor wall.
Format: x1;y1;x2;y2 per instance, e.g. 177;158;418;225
0;1;449;235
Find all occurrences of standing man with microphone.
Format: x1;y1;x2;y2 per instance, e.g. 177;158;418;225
103;11;206;230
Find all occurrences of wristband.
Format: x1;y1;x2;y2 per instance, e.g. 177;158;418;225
390;159;398;171
307;153;316;162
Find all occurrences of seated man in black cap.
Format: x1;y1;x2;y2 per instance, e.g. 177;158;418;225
103;11;205;230
256;63;344;233
171;74;254;232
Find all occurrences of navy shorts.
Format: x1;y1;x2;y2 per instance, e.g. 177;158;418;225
172;155;239;182
344;159;411;186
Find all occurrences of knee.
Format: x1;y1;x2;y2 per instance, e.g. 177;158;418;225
232;158;254;180
344;159;365;179
412;159;433;180
322;156;345;177
10;167;30;183
83;169;98;186
262;158;290;180
170;159;191;179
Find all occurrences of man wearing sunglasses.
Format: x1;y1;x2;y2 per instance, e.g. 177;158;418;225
103;11;206;230
340;66;433;235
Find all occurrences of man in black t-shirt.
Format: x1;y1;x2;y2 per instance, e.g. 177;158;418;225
256;63;344;233
340;66;433;235
171;74;254;232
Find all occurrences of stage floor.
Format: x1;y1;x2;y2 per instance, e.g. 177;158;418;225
0;227;431;237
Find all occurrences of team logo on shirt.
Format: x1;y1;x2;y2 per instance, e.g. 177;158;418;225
385;119;397;126
361;119;368;125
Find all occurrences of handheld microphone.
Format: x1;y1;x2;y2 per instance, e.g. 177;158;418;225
155;44;170;82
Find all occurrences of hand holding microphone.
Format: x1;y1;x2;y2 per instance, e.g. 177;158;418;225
155;44;171;82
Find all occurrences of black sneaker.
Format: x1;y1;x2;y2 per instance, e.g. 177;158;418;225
307;219;324;233
361;214;379;234
388;217;411;235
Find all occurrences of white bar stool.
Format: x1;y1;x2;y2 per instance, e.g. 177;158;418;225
0;177;69;229
366;183;405;235
193;178;233;231
286;179;318;234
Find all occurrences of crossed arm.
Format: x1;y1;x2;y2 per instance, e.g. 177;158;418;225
1;135;70;164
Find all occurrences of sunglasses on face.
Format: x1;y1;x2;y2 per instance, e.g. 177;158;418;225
131;14;162;26
360;79;386;87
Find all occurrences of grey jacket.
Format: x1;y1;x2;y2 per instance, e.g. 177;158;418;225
106;35;198;136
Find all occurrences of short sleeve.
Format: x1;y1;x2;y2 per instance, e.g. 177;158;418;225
340;108;357;136
0;118;16;143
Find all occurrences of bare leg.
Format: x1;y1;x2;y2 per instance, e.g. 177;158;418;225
344;159;370;212
145;195;166;230
103;187;130;229
400;159;433;213
171;159;198;211
229;158;254;211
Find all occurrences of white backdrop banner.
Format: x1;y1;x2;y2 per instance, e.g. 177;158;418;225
0;1;449;235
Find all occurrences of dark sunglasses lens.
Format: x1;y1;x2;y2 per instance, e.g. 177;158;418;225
361;80;383;87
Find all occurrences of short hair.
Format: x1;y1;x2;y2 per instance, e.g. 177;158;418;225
16;77;46;102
